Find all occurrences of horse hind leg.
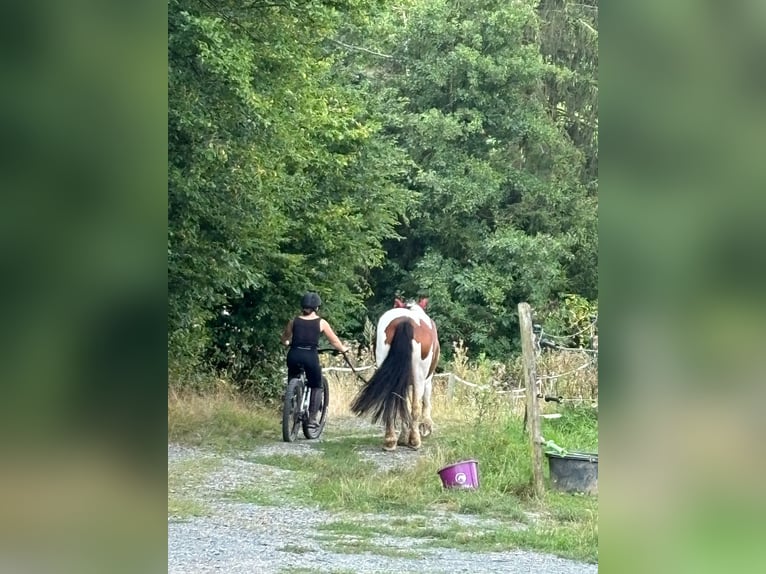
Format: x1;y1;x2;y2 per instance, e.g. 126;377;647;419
383;421;397;452
397;386;414;446
407;381;423;450
408;418;422;450
419;376;434;437
397;424;409;446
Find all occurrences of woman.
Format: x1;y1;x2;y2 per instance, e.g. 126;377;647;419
281;292;349;427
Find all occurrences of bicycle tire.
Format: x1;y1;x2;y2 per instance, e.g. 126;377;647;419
282;377;304;442
302;376;329;439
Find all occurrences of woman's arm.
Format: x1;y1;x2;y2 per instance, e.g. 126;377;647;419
320;319;349;353
281;319;294;346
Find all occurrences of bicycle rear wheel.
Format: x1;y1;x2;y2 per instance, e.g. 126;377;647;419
282;378;304;442
302;376;329;439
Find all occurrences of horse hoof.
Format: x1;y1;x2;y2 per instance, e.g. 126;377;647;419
419;424;432;437
383;445;397;452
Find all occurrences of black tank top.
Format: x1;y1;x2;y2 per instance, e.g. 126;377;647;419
291;317;321;349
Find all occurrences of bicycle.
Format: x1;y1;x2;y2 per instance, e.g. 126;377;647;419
282;348;341;442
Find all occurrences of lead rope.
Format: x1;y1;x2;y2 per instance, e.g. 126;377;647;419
340;351;372;385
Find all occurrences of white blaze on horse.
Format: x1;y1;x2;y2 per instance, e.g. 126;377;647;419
350;297;440;451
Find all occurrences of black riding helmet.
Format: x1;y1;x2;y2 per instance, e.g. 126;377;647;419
300;292;322;310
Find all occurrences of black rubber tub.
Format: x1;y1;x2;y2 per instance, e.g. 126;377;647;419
546;451;598;495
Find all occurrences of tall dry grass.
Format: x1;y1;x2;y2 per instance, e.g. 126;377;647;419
323;339;597;424
168;340;598;449
168;380;276;449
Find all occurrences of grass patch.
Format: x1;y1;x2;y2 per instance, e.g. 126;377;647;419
168;456;222;489
291;418;532;517
225;462;305;506
168;456;222;519
227;486;285;507
317;509;596;563
168;384;279;451
541;405;598;453
167;497;208;520
316;533;421;559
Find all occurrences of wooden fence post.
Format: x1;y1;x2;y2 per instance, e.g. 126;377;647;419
447;373;455;401
518;302;545;497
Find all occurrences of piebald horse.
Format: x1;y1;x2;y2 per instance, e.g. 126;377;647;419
351;298;440;451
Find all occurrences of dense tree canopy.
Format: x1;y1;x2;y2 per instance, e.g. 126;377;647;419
168;0;598;392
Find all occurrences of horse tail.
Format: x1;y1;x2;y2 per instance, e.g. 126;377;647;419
350;320;414;428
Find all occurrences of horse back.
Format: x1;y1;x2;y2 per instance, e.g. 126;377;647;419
376;308;440;376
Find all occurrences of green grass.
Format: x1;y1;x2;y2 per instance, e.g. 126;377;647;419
227;486;286;506
167;456;222;519
167;497;208;520
168;388;279;451
316;534;422;559
541;405;599;453
316;510;597;562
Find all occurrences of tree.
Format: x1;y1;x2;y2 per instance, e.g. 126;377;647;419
167;0;599;387
168;0;410;390
336;0;598;356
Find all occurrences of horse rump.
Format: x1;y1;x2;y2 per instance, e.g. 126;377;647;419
350;320;414;427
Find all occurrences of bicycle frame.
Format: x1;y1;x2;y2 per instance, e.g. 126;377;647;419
282;347;338;442
298;374;311;416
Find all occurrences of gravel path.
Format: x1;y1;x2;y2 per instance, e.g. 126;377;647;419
168;426;598;574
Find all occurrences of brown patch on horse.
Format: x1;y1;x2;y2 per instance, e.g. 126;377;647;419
383;317;408;345
414;319;440;372
411;321;433;362
384;316;440;376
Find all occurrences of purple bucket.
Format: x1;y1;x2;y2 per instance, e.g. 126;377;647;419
437;460;479;489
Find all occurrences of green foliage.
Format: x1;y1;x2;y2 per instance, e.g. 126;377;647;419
339;0;598;359
168;0;411;389
167;0;598;389
538;293;598;348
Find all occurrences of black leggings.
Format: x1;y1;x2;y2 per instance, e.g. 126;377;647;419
286;347;323;388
